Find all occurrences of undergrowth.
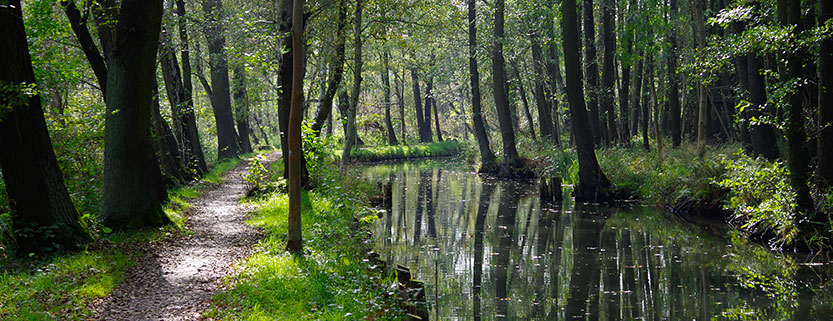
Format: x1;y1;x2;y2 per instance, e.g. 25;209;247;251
208;156;403;320
0;155;246;320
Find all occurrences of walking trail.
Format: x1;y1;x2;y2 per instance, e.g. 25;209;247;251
94;152;279;320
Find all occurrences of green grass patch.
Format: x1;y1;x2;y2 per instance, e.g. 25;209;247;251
346;140;466;162
0;154;250;320
207;165;402;320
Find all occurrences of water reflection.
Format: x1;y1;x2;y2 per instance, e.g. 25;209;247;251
360;161;833;320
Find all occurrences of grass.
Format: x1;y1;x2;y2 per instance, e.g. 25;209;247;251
345;140;467;162
207;162;403;320
525;136;833;249
0;154;247;320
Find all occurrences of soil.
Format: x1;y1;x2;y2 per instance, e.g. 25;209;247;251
92;152;279;320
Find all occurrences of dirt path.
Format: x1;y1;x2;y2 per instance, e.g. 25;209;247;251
94;152;279;320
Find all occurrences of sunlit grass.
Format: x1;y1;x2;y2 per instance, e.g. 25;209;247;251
0;154;248;320
208;166;402;320
342;140;466;162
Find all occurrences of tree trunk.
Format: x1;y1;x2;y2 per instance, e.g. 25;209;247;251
286;0;305;253
175;0;208;174
61;0;108;95
424;77;435;142
531;35;553;140
468;0;497;172
583;0;603;146
311;0;346;137
101;0;170;230
601;0;619;145
545;0;564;147
382;50;399;145
631;53;643;138
778;0;814;218
642;61;651;151
744;55;780;160
512;60;537;139
160;33;206;177
619;22;632;145
232;65;253;154
151;85;186;185
202;0;239;160
492;0;521;171
694;0;709;152
433;99;444;141
342;0;363;163
0;1;91;253
819;0;833;190
667;0;682;148
562;0;614;201
395;69;407;142
648;53;663;159
412;69;429;142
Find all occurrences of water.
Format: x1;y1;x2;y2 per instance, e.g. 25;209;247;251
358;160;833;320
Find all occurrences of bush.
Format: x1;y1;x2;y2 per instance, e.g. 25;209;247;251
717;152;797;246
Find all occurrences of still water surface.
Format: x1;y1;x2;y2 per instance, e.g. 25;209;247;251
358;160;833;320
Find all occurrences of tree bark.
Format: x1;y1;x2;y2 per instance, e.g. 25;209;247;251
642;60;651;151
433;98;444;141
583;0;603;146
562;0;614;201
619;23;631;145
531;35;553;140
746;55;780;160
382;50;399;145
424;77;435;141
667;0;682;148
232;65;253;154
101;0;170;229
175;0;208;174
0;1;91;252
202;0;239;160
151;85;186;185
412;69;429;142
286;0;305;253
819;0;833;190
778;0;814;217
545;0;564;147
342;0;363;163
601;0;619;144
160;28;207;176
694;0;709;152
492;0;521;171
311;0;346;137
468;0;497;172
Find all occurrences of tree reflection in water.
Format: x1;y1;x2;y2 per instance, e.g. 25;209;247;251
359;161;833;320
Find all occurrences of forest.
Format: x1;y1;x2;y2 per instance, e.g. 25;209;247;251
1;0;833;319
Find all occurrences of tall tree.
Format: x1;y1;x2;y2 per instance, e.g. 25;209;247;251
99;0;171;229
667;0;682;148
311;0;347;137
160;21;207;176
818;0;833;190
342;0;364;163
600;0;619;144
286;0;305;252
202;0;239;160
0;0;91;252
174;0;207;174
531;33;554;140
468;0;498;172
778;0;814;217
583;0;603;145
232;65;253;154
545;0;565;147
412;69;429;142
382;49;399;145
424;76;435;141
693;0;709;151
492;0;521;171
562;0;614;200
433;98;444;141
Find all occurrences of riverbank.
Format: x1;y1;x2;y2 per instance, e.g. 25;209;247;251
206;159;403;320
336;140;467;162
0;155;246;320
522;138;832;251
